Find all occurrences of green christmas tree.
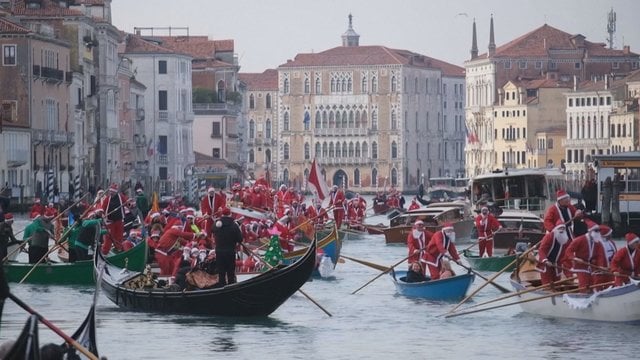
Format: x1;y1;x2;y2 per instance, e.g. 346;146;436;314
263;235;284;267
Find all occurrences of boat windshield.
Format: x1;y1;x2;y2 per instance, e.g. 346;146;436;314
472;174;548;211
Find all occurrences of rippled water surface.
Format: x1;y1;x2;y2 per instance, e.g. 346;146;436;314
2;211;638;360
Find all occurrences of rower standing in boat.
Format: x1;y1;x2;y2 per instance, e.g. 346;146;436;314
23;209;55;263
100;183;128;254
329;185;346;229
424;223;460;280
474;206;502;257
611;233;640;286
593;225;616;289
566;221;607;293
543;189;583;240
213;207;243;287
0;213;19;261
407;220;432;275
536;220;571;286
200;187;226;237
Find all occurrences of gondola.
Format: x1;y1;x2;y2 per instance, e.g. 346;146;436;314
284;225;340;278
3;223;148;285
96;235;317;317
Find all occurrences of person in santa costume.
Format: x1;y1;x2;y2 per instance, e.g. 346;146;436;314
155;224;201;277
328;185;346;229
200;187;226;235
543;189;583;240
406;220;433;275
424;223;460;280
566;220;606;293
408;198;420;211
593;225;616;289
29;198;45;219
100;183;128;254
611;233;640;286
536;219;572;286
474;206;502;257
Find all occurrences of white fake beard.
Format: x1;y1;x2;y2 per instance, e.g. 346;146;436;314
412;230;422;239
590;232;602;243
446;232;456;243
554;230;569;244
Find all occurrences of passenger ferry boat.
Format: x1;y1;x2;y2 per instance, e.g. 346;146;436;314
470;168;572;218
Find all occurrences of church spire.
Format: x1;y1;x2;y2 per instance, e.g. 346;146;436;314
341;13;360;47
471;18;478;59
488;14;496;56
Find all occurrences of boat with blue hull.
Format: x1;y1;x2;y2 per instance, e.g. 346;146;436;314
391;271;475;301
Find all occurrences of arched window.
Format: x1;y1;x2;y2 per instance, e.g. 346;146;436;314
355;142;361;157
361;110;367;128
329;111;335;127
372;141;378;159
249;94;255;109
315;143;321;157
354;168;360;185
362;141;368;158
322;142;328;157
331;78;336;93
391;76;397;92
371;76;378;93
315;77;321;94
391;110;397;130
348;142;354;157
283;143;290;160
283;112;290;131
283;78;290;94
266;93;272;109
342;142;348;158
249;149;255;163
335;142;341;157
265;149;271;163
265;119;272;138
304;168;309;182
391;168;398;186
342;111;348;128
391;141;398;158
372;168;378;186
371;110;378;130
322;111;328;128
304;142;310;159
217;80;226;102
304;78;310;94
315;111;321;129
348;111;355;128
249;119;255;138
362;76;368;93
329;142;335;157
347;78;352;92
304;111;310;131
341;78;347;92
355;110;360;128
283;169;289;185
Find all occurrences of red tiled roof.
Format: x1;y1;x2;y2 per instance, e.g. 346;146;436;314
279;45;464;77
74;0;106;5
214;40;234;52
479;24;638;59
11;0;85;17
238;69;278;90
519;78;571;89
124;34;179;55
152;36;234;60
192;58;235;69
0;17;31;34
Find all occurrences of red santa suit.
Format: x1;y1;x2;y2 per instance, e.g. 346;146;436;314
536;220;571;285
249;187;265;209
100;185;128;254
283;188;298;206
543;190;581;239
274;214;294;252
424;224;459;280
593;225;616;289
328;187;346;229
474;209;501;257
408;200;420;211
29;200;45;219
611;233;640;286
406;221;433;273
155;226;198;277
566;223;607;293
200;188;226;234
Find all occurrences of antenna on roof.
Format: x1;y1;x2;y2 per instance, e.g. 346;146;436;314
607;7;616;49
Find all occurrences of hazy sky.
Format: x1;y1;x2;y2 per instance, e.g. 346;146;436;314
112;0;640;73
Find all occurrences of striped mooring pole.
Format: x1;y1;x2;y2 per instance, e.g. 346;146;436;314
46;169;54;204
199;178;206;199
74;174;81;202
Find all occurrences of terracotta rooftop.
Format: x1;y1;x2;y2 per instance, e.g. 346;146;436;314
74;0;106;5
478;24;638;59
11;0;85;17
0;17;31;34
192;58;235;69
124;34;184;56
238;69;278;90
279;45;464;77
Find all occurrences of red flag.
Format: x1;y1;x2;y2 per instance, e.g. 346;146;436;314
308;158;329;201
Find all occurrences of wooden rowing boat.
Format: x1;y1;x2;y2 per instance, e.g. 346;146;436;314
462;250;516;272
96;233;317;317
391;270;475;301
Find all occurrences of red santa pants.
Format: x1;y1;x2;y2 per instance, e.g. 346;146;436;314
333;209;345;229
478;238;494;257
156;250;182;277
540;268;561;286
101;220;124;254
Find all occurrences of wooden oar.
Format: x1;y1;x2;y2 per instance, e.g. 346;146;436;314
450;276;578;313
447;242;540;314
2;238;31;263
13;193;91;238
460;235;494;253
241;243;333;317
445;280;615;319
351;254;411;295
7;292;99;359
446;255;510;294
340;254;388;272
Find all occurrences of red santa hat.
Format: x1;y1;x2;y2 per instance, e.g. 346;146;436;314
442;222;454;231
414;220;424;227
221;207;231;216
207;187;215;193
4;213;13;221
599;225;613;237
43;208;56;219
625;233;640;246
178;206;188;214
553;219;566;231
556;189;569;201
585;219;599;232
109;183;118;192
